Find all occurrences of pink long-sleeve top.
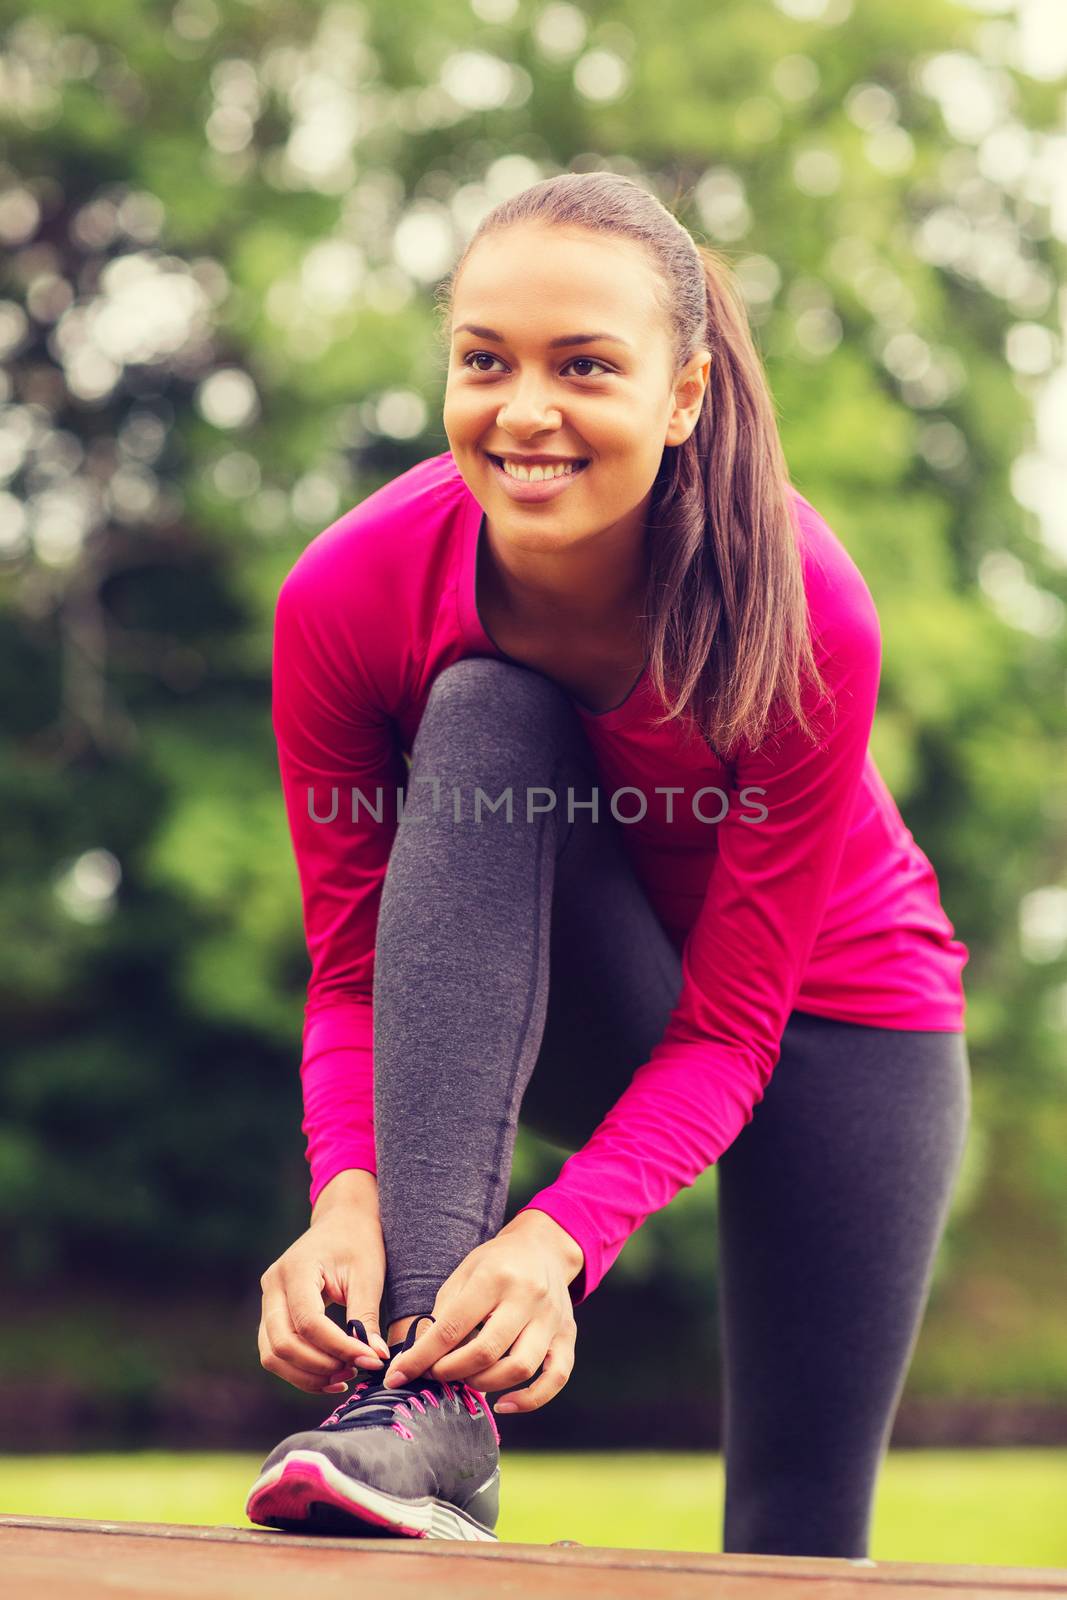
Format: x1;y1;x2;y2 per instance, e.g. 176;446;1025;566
272;449;969;1305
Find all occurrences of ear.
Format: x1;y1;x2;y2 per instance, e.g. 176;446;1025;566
664;348;711;448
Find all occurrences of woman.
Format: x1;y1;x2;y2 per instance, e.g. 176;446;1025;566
245;172;971;1557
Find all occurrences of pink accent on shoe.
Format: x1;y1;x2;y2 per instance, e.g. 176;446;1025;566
390;1420;415;1439
318;1378;372;1429
457;1385;481;1419
421;1390;440;1408
247;1456;427;1537
406;1396;426;1414
442;1382;456;1402
463;1383;501;1447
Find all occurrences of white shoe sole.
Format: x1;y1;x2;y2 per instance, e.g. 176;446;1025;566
245;1447;499;1541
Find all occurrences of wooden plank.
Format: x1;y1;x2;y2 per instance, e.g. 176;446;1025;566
0;1515;1064;1600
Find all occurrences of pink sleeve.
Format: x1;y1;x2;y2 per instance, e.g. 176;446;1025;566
271;561;407;1211
519;564;883;1305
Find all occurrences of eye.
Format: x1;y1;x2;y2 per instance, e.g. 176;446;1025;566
460;351;613;378
461;351;506;374
565;357;612;377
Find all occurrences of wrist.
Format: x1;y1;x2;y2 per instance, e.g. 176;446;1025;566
506;1207;585;1285
311;1168;379;1225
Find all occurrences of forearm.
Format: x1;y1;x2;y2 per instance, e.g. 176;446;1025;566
310;1167;379;1225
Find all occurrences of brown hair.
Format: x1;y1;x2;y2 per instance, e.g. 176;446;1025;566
434;171;831;762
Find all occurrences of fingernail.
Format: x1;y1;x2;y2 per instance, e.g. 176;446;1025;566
495;1401;517;1413
354;1354;384;1368
385;1367;406;1387
325;1382;348;1394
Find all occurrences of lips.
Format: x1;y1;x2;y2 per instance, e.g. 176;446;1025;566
485;451;591;503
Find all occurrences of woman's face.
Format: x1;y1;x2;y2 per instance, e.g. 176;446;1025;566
443;224;707;558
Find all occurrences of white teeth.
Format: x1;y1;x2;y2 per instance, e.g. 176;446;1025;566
499;458;584;482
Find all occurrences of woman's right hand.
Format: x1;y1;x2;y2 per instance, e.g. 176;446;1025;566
258;1202;393;1395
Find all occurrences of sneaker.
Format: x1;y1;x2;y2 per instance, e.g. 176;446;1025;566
244;1313;501;1540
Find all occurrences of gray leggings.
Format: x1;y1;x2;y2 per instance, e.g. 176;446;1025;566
371;657;971;1559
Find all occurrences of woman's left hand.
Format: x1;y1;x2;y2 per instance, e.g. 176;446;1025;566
381;1211;581;1413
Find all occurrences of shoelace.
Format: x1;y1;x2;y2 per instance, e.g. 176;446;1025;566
317;1313;491;1440
318;1368;481;1436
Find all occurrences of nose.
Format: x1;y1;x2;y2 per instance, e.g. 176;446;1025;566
496;378;562;433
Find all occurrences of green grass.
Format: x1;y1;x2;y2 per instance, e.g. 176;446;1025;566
1;1451;1065;1566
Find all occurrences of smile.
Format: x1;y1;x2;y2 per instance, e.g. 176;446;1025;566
485;453;591;503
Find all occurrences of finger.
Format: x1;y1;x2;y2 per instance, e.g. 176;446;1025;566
345;1314;392;1364
428;1303;528;1385
453;1316;551;1393
284;1280;386;1368
494;1331;574;1414
257;1320;357;1395
272;1356;358;1395
261;1301;376;1383
382;1294;486;1387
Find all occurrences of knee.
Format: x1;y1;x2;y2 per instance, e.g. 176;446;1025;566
424;655;572;729
405;655;574;797
428;656;566;713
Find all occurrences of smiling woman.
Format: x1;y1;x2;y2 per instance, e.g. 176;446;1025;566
434;183;830;764
250;170;972;1560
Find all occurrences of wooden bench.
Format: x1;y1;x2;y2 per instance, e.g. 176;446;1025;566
1;1513;1063;1599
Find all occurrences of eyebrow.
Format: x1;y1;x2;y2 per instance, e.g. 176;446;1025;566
453;322;633;350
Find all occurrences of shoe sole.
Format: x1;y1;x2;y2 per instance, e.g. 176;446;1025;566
245;1448;499;1541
